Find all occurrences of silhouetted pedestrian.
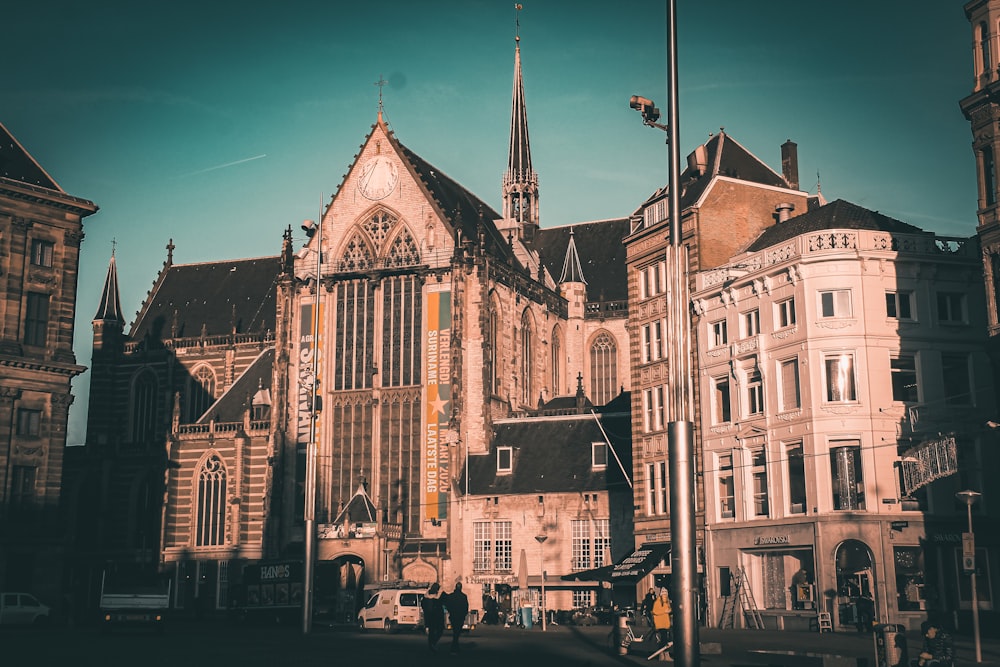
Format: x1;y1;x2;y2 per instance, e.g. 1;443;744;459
444;582;469;655
421;582;445;652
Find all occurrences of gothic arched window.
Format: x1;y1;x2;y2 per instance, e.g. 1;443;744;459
130;370;158;445
385;227;420;267
488;304;499;395
551;327;562;396
590;332;618;406
196;454;227;547
185;365;216;423
520;312;533;405
339;233;375;272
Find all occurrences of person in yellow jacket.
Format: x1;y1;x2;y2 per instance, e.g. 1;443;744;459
651;589;673;649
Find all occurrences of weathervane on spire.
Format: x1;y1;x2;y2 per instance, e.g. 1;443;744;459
375;74;388;121
515;3;522;43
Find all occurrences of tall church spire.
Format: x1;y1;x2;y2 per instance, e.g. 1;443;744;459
94;247;124;324
559;229;587;284
502;4;539;240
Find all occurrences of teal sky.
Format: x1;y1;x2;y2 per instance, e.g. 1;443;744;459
3;1;978;444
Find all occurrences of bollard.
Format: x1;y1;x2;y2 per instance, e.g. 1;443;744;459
617;613;630;655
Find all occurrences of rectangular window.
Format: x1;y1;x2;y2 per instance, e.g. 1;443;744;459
942;353;972;405
30;239;54;267
937;292;966;324
746;368;764;416
593;519;610;567
776;298;796;329
819;289;852;318
711;319;728;348
474;522;492;571
652;320;663;361
592;442;608;469
830;440;865;510
494;521;512;571
643;389;653;433
890;355;919;403
573;590;593;608
23;292;49;347
778;358;800;411
497;446;513;474
10;465;37;509
825;353;857;403
646;461;668;515
652;385;665;431
16;408;41;437
751;449;769;517
718;453;735;519
786;443;806;514
742;309;760;338
641;324;652;363
886;291;914;320
712;377;732;423
572;520;591;570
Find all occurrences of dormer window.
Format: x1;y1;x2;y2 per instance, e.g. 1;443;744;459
497;446;513;474
592;442;608;470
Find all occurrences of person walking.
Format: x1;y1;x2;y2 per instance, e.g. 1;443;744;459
641;588;656;627
421;582;446;652
651;589;672;650
444;582;470;655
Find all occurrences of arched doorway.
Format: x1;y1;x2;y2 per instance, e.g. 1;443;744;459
835;539;875;631
315;555;366;624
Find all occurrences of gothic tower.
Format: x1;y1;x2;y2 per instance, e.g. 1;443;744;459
500;17;539;241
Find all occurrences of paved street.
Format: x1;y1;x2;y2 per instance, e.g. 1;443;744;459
2;621;998;667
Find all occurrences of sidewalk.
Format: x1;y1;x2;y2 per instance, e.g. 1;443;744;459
564;623;1000;666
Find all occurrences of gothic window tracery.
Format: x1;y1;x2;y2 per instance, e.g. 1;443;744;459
385;227;420;267
340;233;375;272
196;454;227;546
363;209;397;250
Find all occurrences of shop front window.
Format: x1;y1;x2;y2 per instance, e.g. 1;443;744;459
894;546;925;611
745;548;814;611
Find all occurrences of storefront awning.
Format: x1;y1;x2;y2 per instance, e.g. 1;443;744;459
560;543;670;585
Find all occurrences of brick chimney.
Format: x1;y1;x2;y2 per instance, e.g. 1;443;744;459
781;140;799;190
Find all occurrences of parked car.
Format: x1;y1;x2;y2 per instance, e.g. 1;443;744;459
0;592;50;626
357;588;424;633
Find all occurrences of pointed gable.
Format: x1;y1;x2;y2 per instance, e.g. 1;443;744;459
0;121;60;191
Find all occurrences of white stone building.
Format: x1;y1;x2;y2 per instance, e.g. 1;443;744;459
692;199;994;631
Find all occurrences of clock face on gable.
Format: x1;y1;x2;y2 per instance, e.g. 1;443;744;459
357;155;399;200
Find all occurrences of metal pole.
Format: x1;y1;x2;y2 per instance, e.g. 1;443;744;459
665;0;699;665
535;534;548;631
966;500;982;663
302;217;322;634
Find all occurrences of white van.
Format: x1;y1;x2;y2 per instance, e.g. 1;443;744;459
0;592;50;626
357;588;424;633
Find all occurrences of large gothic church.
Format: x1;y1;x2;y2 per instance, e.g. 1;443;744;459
65;34;631;615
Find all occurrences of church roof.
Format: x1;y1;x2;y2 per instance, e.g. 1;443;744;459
333;482;378;524
745;198;928;252
397;142;513;260
464;400;632;495
532;218;631;302
198;348;273;423
130;255;281;343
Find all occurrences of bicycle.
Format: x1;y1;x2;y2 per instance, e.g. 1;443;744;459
606;616;665;655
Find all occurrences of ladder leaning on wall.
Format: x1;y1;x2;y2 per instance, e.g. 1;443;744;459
718;566;764;629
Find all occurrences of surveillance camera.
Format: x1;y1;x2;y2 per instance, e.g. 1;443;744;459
302;220;317;238
630;95;656;110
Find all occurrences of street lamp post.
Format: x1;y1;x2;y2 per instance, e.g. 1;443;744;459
535;534;548;631
955;490;982;663
630;2;699;666
302;217;323;635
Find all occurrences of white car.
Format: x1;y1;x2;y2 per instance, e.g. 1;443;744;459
0;592;50;626
357;589;424;633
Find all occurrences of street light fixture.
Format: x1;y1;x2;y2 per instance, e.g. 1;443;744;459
302;216;323;635
955;489;982;663
535;534;548;631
